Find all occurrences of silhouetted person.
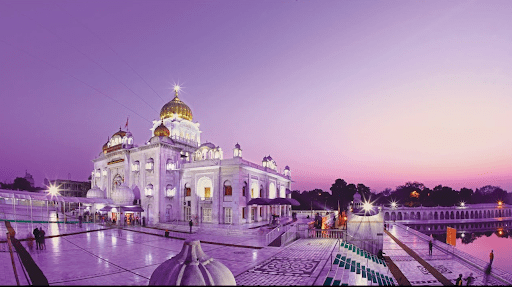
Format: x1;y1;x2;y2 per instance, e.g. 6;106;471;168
189;219;193;233
455;274;463;286
142;216;146;227
33;228;40;250
489;250;494;266
377;249;385;260
429;240;433;256
78;215;82;228
38;227;46;250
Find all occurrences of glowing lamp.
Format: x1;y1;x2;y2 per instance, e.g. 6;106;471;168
461;233;465;238
48;185;59;196
460;202;465;207
498;201;503;206
391;201;397;209
363;201;373;212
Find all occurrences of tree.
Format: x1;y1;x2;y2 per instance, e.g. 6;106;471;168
12;177;33;191
459;188;473;204
392;182;425;207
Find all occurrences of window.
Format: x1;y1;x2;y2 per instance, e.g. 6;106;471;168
185;187;191;197
145;158;154;171
242;207;246;219
205;187;211;199
260;207;262;217
145;184;153;197
224;185;232;196
166;185;175;197
132;161;140;172
260;186;263;198
242;186;246;197
251;188;254;198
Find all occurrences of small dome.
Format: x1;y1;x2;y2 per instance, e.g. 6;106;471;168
111;183;134;206
86;186;105;199
284;165;290;170
160;89;193;121
102;142;108;152
154;121;170;137
199;142;216;149
235;143;241;149
353;193;362;202
149;239;235;286
113;128;127;138
126;131;132;138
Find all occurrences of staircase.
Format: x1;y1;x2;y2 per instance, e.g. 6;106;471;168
322;240;396;286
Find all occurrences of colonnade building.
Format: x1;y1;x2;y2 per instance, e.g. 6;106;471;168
87;87;292;225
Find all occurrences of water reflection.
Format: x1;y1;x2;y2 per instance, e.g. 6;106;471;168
431;228;510;244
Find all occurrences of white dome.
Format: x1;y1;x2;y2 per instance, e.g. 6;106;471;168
149;239;235;286
111;183;134;206
353;193;362;203
86;186;104;199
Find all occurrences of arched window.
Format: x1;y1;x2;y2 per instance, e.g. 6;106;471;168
184;183;191;197
242;182;247;197
450;211;454;219
166;159;175;171
145;158;154;171
280;186;286;198
391;212;396;221
145;184;153;197
384;212;390;220
404;213;409;220
269;182;276;199
440;212;444;220
465;211;469;219
250;182;259;198
166;184;175;197
197;177;213;199
456;211;460;219
224;180;232;196
434;212;438;220
417;212;421;220
397;212;402;220
260;185;264;198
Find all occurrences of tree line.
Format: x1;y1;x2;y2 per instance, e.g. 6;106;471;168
291;179;511;211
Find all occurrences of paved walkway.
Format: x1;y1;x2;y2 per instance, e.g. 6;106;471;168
384;223;512;286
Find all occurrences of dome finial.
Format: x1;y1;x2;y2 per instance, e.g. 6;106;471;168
173;85;180;97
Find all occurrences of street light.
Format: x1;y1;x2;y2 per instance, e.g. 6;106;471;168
47;183;60;197
460;202;465;207
390;201;397;209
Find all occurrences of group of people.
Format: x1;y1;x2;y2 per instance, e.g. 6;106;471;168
28;227;46;250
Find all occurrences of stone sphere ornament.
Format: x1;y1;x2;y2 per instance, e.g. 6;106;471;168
149;239;236;286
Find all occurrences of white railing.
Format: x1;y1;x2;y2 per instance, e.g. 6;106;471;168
305;228;345;239
280;226;298;246
394;223;512;285
265;224;293;245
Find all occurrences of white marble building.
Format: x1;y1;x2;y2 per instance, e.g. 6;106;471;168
88;87;292;225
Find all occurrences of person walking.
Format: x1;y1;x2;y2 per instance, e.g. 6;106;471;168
489;250;494;266
78;215;83;228
429;240;433;256
33;227;40;250
455;274;463;286
189;219;193;233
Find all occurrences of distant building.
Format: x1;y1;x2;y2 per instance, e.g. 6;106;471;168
44;178;91;197
24;170;35;187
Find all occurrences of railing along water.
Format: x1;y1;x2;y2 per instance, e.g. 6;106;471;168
394;223;512;285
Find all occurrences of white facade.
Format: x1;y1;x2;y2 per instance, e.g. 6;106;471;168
90;89;292;225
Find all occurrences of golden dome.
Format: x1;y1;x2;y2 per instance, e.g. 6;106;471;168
160;89;193;121
154;121;170;137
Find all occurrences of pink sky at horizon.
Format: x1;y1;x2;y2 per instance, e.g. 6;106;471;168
1;1;512;193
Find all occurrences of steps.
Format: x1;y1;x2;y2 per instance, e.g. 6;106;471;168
322;239;396;286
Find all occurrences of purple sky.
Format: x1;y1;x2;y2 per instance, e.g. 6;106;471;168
1;1;512;193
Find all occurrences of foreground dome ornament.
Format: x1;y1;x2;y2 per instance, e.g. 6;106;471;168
160;85;193;121
149;239;236;286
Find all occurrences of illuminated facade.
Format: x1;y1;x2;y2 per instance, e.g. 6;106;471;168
89;88;292;225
